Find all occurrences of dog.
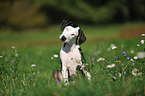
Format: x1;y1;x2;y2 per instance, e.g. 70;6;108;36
53;20;91;85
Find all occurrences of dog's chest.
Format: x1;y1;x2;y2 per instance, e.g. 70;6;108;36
60;45;82;65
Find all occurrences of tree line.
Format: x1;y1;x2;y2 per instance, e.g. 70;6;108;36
0;0;144;30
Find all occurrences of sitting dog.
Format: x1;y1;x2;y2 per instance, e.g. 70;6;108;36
54;20;91;85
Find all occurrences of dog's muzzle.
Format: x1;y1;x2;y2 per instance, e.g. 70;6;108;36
60;35;66;42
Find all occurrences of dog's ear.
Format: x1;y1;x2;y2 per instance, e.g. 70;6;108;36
76;29;87;45
61;20;78;31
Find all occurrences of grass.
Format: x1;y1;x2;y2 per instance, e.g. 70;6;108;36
0;22;145;96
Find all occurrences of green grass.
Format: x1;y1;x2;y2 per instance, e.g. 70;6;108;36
0;22;145;96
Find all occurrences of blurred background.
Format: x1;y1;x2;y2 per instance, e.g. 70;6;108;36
0;0;145;49
0;0;145;29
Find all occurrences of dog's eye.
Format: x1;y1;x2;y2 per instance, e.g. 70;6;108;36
71;34;75;36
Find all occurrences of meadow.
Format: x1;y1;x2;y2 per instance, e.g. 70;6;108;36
0;22;145;96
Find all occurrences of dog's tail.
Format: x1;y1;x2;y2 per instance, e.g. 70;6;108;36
53;70;62;85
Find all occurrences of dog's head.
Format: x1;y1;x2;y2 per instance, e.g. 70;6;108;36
59;20;86;45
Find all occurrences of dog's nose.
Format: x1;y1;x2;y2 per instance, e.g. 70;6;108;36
60;35;66;42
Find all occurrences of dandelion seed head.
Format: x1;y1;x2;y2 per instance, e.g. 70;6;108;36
130;50;134;54
107;48;111;51
97;50;101;54
15;53;18;57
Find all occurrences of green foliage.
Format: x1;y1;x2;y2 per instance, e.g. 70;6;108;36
0;37;145;96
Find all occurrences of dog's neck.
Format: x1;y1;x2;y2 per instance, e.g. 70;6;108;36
62;43;79;53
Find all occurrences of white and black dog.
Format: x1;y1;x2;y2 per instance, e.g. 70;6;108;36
53;20;91;85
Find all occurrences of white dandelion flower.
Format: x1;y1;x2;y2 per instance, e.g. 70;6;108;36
137;52;145;59
130;50;134;54
118;73;122;77
11;46;15;49
138;72;142;76
112;46;117;50
111;44;117;50
107;64;115;68
112;64;115;67
51;57;53;59
107;65;112;68
141;40;144;44
97;58;105;62
112;76;116;80
141;34;145;37
132;68;139;76
31;64;36;67
130;58;134;62
53;54;58;58
134;56;138;60
15;53;18;57
137;44;140;46
97;50;101;54
0;56;3;58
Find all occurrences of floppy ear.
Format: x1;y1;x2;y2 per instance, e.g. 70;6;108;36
76;29;87;45
61;20;78;31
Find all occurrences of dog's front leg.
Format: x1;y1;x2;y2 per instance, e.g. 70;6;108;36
62;64;69;84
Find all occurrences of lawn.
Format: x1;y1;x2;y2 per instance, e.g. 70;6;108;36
0;22;145;96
